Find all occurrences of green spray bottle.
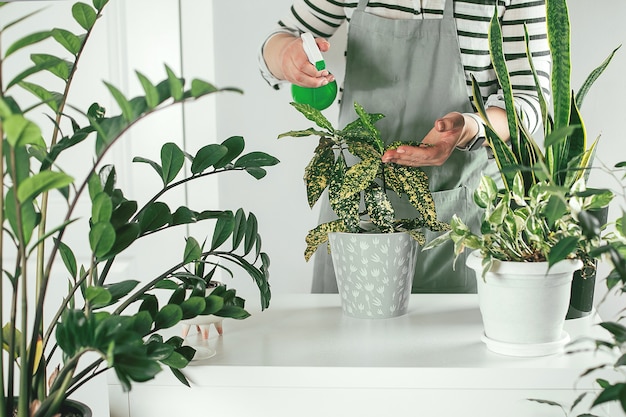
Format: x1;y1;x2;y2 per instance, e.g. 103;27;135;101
291;32;337;111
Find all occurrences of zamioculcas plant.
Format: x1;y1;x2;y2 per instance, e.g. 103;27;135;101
279;101;449;261
0;1;277;417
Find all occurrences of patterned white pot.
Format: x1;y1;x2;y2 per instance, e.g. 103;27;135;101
466;250;582;356
328;232;418;319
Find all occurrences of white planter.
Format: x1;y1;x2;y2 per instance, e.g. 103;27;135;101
466;250;582;356
328;232;418;319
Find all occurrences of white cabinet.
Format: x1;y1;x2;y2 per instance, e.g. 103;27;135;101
108;294;624;417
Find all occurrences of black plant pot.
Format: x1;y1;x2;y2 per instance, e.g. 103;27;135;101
566;206;609;320
61;399;92;417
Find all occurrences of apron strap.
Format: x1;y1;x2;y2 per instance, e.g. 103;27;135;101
443;0;454;19
357;0;368;11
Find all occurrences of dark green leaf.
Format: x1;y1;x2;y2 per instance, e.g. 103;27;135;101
191;144;228;174
160;351;188;369
138;202;171;233
133;156;163;178
243;212;258;255
234;152;280;168
214;135;245;168
161;142;185;185
154;304;183;330
101;223;140;260
211;212;235;251
214;305;250;320
183;237;202;264
56;239;78;278
85;287;112;307
92;192;113;223
547;236;579;268
232;209;247;250
180;297;206;319
245;167;267;179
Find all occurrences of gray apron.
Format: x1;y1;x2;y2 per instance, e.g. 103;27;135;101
312;0;497;293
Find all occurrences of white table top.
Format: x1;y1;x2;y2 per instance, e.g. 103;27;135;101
151;294;616;390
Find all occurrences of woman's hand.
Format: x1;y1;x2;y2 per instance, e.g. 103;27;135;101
381;112;477;167
263;33;335;88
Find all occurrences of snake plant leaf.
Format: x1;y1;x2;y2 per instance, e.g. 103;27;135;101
72;2;97;30
5;30;52;57
576;45;621;108
191;144;228;174
488;8;519;149
523;25;550;137
304;219;348;262
547;0;571;131
547;236;579;268
339;157;379;200
89;221;116;258
561;98;586;187
364;183;395;233
289;101;334;133
214;135;245;168
52;28;83;55
486;124;518;192
304;139;334;207
138;202;171;233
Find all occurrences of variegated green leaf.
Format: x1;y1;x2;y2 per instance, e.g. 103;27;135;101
289;101;334;133
304;140;335;208
338;158;379;200
364;184;395;233
304;220;347;262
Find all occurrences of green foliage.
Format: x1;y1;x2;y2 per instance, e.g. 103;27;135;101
427;0;619;270
0;2;276;417
279;102;448;261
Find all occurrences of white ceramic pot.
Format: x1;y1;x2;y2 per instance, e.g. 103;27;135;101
328;232;418;319
466;250;582;356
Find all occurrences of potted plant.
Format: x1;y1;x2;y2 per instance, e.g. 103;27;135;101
425;0;618;355
279;101;448;318
0;1;278;416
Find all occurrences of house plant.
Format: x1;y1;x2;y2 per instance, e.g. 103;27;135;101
425;0;618;355
0;1;277;416
279;101;448;318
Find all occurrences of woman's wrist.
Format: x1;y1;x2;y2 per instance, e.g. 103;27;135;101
456;113;486;151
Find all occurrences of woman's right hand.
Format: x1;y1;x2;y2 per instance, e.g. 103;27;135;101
263;33;335;88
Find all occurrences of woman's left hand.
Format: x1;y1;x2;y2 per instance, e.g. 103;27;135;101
381;112;475;167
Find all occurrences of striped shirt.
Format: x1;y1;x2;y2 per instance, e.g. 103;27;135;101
259;0;551;132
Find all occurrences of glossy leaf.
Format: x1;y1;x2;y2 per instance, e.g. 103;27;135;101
31;53;72;81
105;82;133;122
56;239;78;279
180;297;206;320
133;156;163;178
52;28;83;55
338;158;379;200
243;213;258;255
160;142;185;184
191;144;228;174
154;304;183;330
304;141;334;208
214;135;245;168
72;2;97;30
138;202;171;233
17;171;73;202
234;152;280;168
190;79;217;97
547;236;579;267
183;237;202;264
165;65;183;101
102;223;140;260
289;101;334;132
92;192;113;223
211;212;235;251
85;287;112;308
232;209;247;249
89;222;116;258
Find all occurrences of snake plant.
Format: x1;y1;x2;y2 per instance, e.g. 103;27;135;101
279;101;448;262
425;0;618;272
